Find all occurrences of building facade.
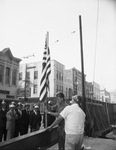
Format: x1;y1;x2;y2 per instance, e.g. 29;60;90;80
64;69;73;99
0;48;21;101
18;60;102;101
91;81;100;100
100;88;111;103
110;91;116;103
64;67;85;97
85;81;100;100
18;60;71;99
85;81;93;99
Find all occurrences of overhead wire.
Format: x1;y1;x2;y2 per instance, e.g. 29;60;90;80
54;30;78;43
21;53;35;59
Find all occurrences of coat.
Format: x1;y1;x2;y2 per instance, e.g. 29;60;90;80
30;111;42;130
0;109;7;128
6;110;16;130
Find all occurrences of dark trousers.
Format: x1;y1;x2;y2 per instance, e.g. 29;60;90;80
14;125;29;137
0;128;7;142
57;127;65;150
20;126;29;135
58;134;65;150
14;126;19;137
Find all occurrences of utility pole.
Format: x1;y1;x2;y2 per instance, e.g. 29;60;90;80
24;64;28;101
22;54;34;101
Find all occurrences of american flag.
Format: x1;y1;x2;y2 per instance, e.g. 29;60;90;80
39;32;51;102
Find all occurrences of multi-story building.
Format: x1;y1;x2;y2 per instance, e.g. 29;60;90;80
64;67;85;97
85;81;100;100
85;81;93;99
0;48;21;101
18;61;41;98
110;91;116;103
92;81;100;100
100;88;111;103
18;60;70;99
51;59;64;97
19;60;101;101
64;69;73;99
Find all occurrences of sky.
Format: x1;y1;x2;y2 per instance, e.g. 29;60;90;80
0;0;116;92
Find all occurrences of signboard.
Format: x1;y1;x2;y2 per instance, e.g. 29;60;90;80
0;90;10;95
17;88;31;97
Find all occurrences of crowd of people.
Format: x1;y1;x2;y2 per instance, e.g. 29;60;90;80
0;92;87;150
0;101;42;142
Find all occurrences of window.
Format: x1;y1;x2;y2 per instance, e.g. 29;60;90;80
56;84;58;92
33;84;38;94
5;67;10;85
59;72;61;80
56;71;58;80
69;88;72;99
12;69;17;86
66;88;68;98
61;86;63;92
0;65;3;83
26;72;30;80
19;72;22;80
75;76;77;82
34;71;38;79
61;72;63;81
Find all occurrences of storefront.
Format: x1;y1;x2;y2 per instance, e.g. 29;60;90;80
0;48;21;104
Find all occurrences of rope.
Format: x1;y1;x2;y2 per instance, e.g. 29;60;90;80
89;1;100;125
91;0;100;102
91;0;111;135
92;0;99;83
90;0;100;116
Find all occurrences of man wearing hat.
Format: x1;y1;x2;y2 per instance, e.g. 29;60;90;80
14;102;23;137
6;104;17;140
47;95;85;150
0;100;7;142
29;105;42;132
21;103;30;135
14;103;30;136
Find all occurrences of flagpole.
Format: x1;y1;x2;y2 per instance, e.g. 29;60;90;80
79;15;86;114
39;31;51;129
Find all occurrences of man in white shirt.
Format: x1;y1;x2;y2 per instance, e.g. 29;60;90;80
47;95;85;150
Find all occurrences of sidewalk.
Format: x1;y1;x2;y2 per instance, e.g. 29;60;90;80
47;137;116;150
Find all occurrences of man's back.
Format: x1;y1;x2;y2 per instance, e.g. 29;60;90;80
60;103;85;135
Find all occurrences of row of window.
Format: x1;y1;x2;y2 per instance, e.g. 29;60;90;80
33;84;38;94
20;70;63;81
56;84;63;93
0;65;17;86
19;71;38;80
56;71;63;81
